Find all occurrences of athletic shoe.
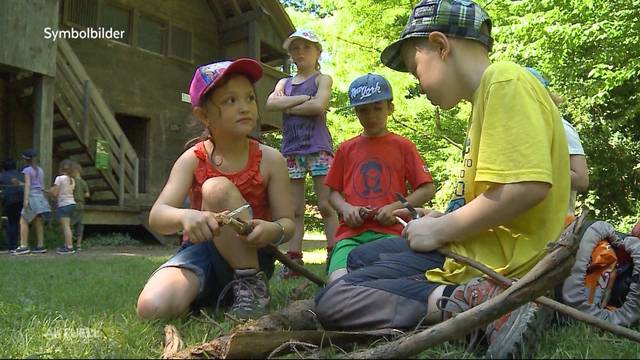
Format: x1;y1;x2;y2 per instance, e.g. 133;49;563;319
31;247;47;254
56;246;76;255
12;246;31;255
438;277;552;358
217;268;271;319
485;301;553;358
276;255;304;280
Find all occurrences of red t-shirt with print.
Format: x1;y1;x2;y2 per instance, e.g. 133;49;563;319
325;133;433;242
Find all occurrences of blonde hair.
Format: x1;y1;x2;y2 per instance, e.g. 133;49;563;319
59;159;75;186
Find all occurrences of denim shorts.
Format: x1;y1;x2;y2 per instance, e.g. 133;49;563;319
286;151;333;180
155;241;275;309
21;190;51;223
57;204;76;219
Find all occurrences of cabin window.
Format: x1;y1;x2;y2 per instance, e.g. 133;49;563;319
101;4;131;44
63;0;98;28
137;14;166;55
169;25;192;61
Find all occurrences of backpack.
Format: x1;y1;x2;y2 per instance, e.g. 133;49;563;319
561;220;640;326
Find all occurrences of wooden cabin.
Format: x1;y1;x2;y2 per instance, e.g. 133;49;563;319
0;0;294;243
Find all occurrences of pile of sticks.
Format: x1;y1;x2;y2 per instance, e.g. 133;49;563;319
163;211;640;359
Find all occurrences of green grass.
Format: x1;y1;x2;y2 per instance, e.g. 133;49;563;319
1;242;639;358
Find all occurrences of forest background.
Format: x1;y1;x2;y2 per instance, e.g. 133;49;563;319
267;0;640;232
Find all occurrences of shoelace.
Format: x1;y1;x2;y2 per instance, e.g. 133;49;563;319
215;276;259;314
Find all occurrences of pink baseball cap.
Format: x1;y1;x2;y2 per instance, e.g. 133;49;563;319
187;58;263;107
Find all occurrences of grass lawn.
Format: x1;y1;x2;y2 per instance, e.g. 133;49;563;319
1;237;639;358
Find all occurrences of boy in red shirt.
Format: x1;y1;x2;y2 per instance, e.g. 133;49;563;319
325;73;435;282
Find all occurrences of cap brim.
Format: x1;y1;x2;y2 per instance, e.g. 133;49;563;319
223;58;263;83
282;36;322;50
199;58;263;105
380;37;411;73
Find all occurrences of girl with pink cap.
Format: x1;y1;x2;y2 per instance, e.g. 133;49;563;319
137;59;294;320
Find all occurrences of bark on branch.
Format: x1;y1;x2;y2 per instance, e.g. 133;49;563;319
343;212;589;358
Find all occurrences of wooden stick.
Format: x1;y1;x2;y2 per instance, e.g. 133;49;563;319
162;325;185;359
343;211;588;358
265;245;327;287
397;212;639;342
216;213;327;287
438;246;640;343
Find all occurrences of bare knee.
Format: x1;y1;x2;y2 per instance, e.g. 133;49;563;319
201;177;241;210
136;292;166;320
136;268;199;320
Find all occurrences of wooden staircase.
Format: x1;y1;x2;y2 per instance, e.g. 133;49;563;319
53;38;139;206
49;39;173;245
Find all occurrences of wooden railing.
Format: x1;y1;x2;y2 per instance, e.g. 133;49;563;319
54;38;139;205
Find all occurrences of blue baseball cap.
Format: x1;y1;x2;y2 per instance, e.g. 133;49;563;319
348;73;393;107
22;148;37;160
526;67;549;87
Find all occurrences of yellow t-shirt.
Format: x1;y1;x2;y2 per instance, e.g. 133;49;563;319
427;61;570;285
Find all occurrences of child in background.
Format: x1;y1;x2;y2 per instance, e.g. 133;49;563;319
325;73;435;282
526;67;589;224
315;1;570;357
137;59;294;320
14;149;51;255
266;29;338;278
50;159;76;254
70;161;90;249
0;158;24;253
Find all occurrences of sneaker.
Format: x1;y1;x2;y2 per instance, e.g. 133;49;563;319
56;246;76;255
12;246;31;255
438;277;552;358
31;247;47;254
217;268;271;319
276;255;304;280
485;301;553;358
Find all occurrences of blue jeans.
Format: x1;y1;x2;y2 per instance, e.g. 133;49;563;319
154;241;275;309
315;237;445;330
3;202;21;250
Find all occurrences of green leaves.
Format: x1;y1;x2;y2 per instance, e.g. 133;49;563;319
281;0;640;225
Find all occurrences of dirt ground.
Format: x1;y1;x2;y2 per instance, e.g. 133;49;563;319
0;239;329;260
0;245;178;259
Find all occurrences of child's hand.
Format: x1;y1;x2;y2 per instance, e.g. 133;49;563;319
181;209;220;243
341;204;364;228
392;207;443;219
274;90;286;97
375;204;400;226
241;219;280;248
402;216;447;252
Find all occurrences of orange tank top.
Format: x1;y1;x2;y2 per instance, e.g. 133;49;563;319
190;140;271;221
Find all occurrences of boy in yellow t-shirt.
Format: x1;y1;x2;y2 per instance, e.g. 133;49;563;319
314;1;569;357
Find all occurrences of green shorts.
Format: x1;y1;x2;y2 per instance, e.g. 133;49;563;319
327;231;396;274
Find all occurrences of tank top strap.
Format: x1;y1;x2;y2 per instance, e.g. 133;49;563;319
247;139;262;172
193;141;208;162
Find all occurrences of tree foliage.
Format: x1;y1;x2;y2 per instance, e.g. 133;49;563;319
280;0;640;228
